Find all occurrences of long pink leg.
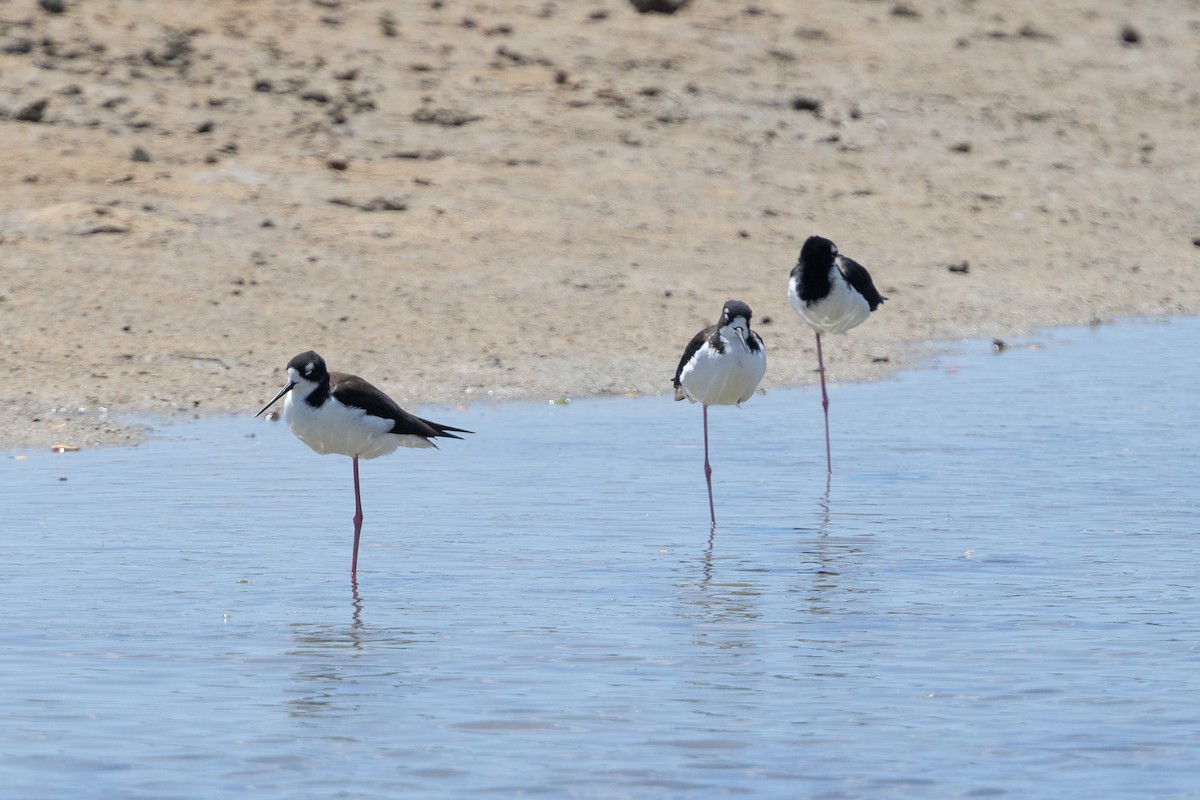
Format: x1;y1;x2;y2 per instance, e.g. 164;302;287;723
703;405;716;525
351;455;364;577
816;332;832;475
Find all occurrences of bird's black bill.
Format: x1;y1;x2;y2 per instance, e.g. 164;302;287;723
255;381;295;417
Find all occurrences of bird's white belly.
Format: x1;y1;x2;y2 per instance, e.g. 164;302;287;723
283;394;430;459
789;276;871;334
680;343;766;407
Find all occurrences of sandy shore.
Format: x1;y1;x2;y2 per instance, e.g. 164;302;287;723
2;0;1198;450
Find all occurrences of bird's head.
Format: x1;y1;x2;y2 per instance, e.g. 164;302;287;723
255;350;328;417
798;235;838;269
720;300;754;342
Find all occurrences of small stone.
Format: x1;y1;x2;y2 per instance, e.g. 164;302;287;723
790;95;821;113
15;99;48;122
379;10;398;37
327;155;349;171
1120;24;1141;45
2;37;35;54
1017;24;1053;40
131;146;151;162
39;0;66;13
360;196;408;212
630;0;688;13
411;106;483;126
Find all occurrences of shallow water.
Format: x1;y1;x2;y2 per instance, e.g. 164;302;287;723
3;317;1199;799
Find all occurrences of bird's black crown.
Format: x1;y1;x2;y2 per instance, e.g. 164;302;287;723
721;300;754;325
288;350;328;381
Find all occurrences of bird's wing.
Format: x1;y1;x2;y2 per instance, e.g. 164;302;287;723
749;331;766;354
333;374;469;440
672;325;715;398
836;256;887;311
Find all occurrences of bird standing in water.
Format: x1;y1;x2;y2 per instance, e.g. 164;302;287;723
673;300;767;525
788;235;885;474
256;351;471;577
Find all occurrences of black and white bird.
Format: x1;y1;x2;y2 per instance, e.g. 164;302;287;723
672;300;767;525
256;351;472;578
788;235;885;474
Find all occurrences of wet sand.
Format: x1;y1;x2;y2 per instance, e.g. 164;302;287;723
2;0;1198;449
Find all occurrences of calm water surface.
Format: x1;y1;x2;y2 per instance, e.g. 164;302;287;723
2;318;1198;798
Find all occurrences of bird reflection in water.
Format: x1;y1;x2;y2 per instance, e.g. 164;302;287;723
701;522;716;588
350;577;364;633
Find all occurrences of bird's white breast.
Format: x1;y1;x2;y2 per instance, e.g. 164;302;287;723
283;391;425;459
679;335;766;407
789;271;871;334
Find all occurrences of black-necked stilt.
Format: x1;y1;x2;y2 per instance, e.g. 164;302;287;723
672;300;767;525
256;350;472;577
788;235;885;474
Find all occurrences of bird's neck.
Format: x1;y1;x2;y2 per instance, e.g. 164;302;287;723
721;329;759;353
798;260;835;303
300;379;332;409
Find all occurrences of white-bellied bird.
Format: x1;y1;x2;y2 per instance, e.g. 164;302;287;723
788;235;885;474
672;300;767;525
256;351;471;577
